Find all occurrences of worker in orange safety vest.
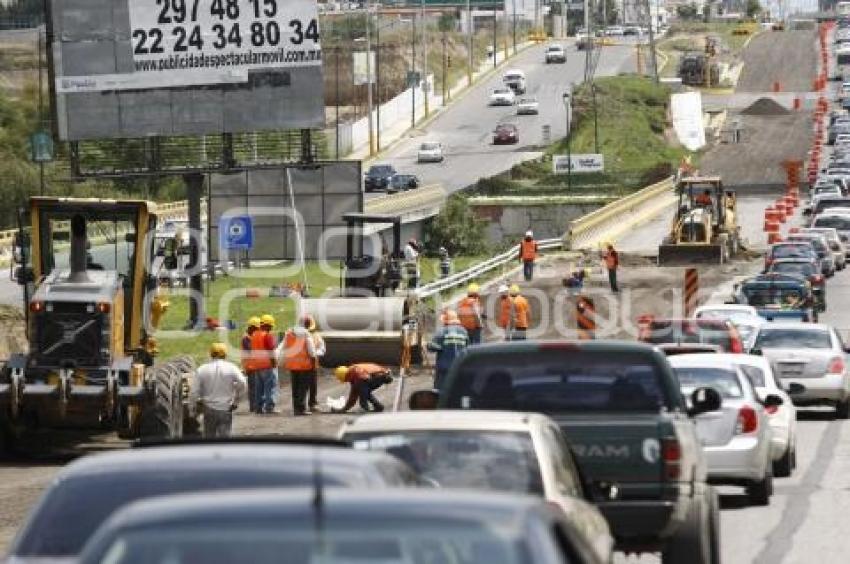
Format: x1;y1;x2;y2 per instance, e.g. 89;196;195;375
331;363;394;413
252;314;279;414
279;315;319;416
518;230;539;281
241;316;262;413
603;244;620;293
457;283;485;344
498;284;530;341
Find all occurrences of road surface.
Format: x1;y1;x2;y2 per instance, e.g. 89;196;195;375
369;40;638;195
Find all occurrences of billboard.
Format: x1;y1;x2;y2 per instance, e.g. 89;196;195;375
51;0;325;141
553;154;605;174
208;161;362;262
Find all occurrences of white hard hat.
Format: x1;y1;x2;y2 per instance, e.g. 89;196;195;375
525;230;533;238
498;284;510;294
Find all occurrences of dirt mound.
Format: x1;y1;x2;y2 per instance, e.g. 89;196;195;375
741;97;790;116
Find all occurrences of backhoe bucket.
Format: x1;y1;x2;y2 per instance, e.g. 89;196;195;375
657;244;724;266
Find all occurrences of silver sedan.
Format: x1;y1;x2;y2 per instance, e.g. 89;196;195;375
751;322;850;418
669;354;779;506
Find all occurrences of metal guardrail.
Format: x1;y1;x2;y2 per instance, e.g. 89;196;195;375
416;238;563;299
565;176;675;250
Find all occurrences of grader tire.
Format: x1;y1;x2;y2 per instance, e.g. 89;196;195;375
138;363;184;441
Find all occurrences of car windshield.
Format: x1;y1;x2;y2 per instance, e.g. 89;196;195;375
420;143;439;150
754;328;832;349
349;431;543;495
771;244;815;259
493;88;511;94
738;364;766;387
368;166;393;175
90;520;532;564
519;98;536;104
743;286;804;307
674;366;744;399
815;216;850;229
15;468;363;556
789;238;827;254
642;321;733;351
770;262;815;277
444;350;670;413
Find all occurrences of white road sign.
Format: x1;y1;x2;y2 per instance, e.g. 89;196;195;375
553;154;605;174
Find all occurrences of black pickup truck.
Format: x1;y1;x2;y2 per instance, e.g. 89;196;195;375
410;340;723;564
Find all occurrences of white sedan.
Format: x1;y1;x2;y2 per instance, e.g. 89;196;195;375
341;410;615;564
693;304;764;350
417;141;444;163
489;87;516;106
516;97;540;115
727;354;798;477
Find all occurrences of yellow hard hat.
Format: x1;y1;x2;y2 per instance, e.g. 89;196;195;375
209;342;228;359
335;366;349;382
509;284;520;296
260;314;276;327
247;316;261;328
467;283;480;295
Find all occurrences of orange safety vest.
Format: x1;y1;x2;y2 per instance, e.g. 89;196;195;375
457;296;482;330
520;239;538;261
250;329;274;370
498;296;529;329
283;331;315;371
513;296;530;329
241;333;258;372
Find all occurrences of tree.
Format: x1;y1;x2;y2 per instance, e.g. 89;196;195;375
676;3;700;20
424;195;488;256
745;0;761;18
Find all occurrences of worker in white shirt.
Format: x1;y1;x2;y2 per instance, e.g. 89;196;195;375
191;342;248;438
403;238;421;289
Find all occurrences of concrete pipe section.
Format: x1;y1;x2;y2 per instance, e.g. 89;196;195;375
299;296;421;367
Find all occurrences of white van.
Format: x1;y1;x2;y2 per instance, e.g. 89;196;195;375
502;69;527;94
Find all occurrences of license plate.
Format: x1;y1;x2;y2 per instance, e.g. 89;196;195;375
780;364;804;376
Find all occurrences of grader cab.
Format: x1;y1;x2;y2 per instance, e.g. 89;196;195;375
0;197;197;450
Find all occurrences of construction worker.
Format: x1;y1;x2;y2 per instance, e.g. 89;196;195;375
695;189;713;207
191;342;247;438
403;238;421;289
279;315;320;416
603;244;620;293
331;364;394;413
519;230;539;282
457;283;485;345
253;314;279;414
307;316;326;413
498;284;530;340
439;246;452;278
428;309;469;388
241;316;262;413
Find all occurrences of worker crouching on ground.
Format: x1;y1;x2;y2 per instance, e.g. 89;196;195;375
428;309;469;388
331;364;394;413
279;315;322;416
519;230;539;282
458;283;485;344
191;342;248;438
241;316;262;413
498;284;530;341
253;314;280;414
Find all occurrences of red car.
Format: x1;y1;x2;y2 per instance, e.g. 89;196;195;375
637;316;745;353
493;123;519;144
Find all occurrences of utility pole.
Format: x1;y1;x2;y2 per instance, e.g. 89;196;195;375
365;0;375;156
421;0;429;117
512;0;517;55
646;0;658;82
493;4;498;69
584;0;591;82
376;21;382;151
442;33;448;101
335;47;340;158
561;0;567;38
467;0;473;85
412;11;417;128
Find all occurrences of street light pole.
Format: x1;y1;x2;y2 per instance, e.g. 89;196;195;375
493;4;497;69
563;92;572;191
512;0;516;55
467;0;473;85
421;0;429;118
365;0;375;156
376;20;381;151
412;12;417;128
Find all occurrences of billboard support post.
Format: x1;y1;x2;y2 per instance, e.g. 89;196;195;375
186;173;205;330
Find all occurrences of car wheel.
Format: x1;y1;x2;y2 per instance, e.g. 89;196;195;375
747;466;773;506
661;492;711;564
773;445;794;477
836;398;850;419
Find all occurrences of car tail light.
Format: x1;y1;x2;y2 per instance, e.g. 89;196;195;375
765;404;779;415
661;437;681;480
828;356;845;374
29;301;44;313
729;329;744;354
735;406;758;434
812;274;824;283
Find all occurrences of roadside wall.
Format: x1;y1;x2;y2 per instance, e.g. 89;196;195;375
469;199;609;244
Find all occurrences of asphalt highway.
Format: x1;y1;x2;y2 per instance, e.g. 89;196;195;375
369;40;638;195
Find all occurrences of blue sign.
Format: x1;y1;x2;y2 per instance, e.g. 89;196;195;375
219;216;254;251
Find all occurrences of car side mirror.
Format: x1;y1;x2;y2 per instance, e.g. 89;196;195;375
762;394;784;408
409;389;439;410
786;382;806;395
688;387;722;416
